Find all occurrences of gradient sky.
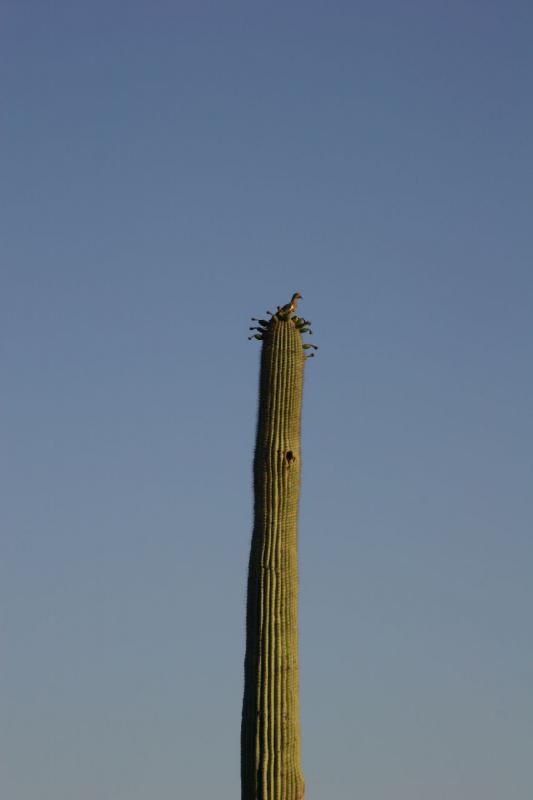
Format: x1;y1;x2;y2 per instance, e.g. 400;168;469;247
2;2;533;798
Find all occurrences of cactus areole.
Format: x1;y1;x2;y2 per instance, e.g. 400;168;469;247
241;296;315;800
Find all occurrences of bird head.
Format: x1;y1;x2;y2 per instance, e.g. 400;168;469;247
292;292;302;301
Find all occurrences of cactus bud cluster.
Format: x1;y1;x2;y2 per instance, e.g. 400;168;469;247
248;306;318;360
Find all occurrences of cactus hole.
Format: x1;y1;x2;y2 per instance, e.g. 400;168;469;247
286;451;294;464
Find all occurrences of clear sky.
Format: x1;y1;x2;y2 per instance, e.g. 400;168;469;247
2;2;532;798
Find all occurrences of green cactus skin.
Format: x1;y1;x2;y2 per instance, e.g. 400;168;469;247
241;315;306;800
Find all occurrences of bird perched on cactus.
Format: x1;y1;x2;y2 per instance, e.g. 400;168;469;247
277;291;302;318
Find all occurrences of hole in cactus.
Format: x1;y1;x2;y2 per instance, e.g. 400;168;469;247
285;451;294;464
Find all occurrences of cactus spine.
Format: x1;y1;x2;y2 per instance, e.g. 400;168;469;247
242;302;312;800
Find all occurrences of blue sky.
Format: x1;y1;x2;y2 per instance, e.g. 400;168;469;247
2;2;532;798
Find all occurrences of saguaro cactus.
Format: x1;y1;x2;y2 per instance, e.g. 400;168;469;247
241;295;316;800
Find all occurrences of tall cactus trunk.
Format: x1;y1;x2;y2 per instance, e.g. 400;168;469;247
241;313;306;800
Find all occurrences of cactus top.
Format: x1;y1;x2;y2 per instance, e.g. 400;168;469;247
248;293;318;358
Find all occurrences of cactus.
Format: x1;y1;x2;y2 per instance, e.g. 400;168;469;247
242;300;313;800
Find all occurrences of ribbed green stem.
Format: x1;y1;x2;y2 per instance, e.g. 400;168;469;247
241;318;305;800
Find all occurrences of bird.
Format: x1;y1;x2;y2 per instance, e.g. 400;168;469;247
278;292;302;317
